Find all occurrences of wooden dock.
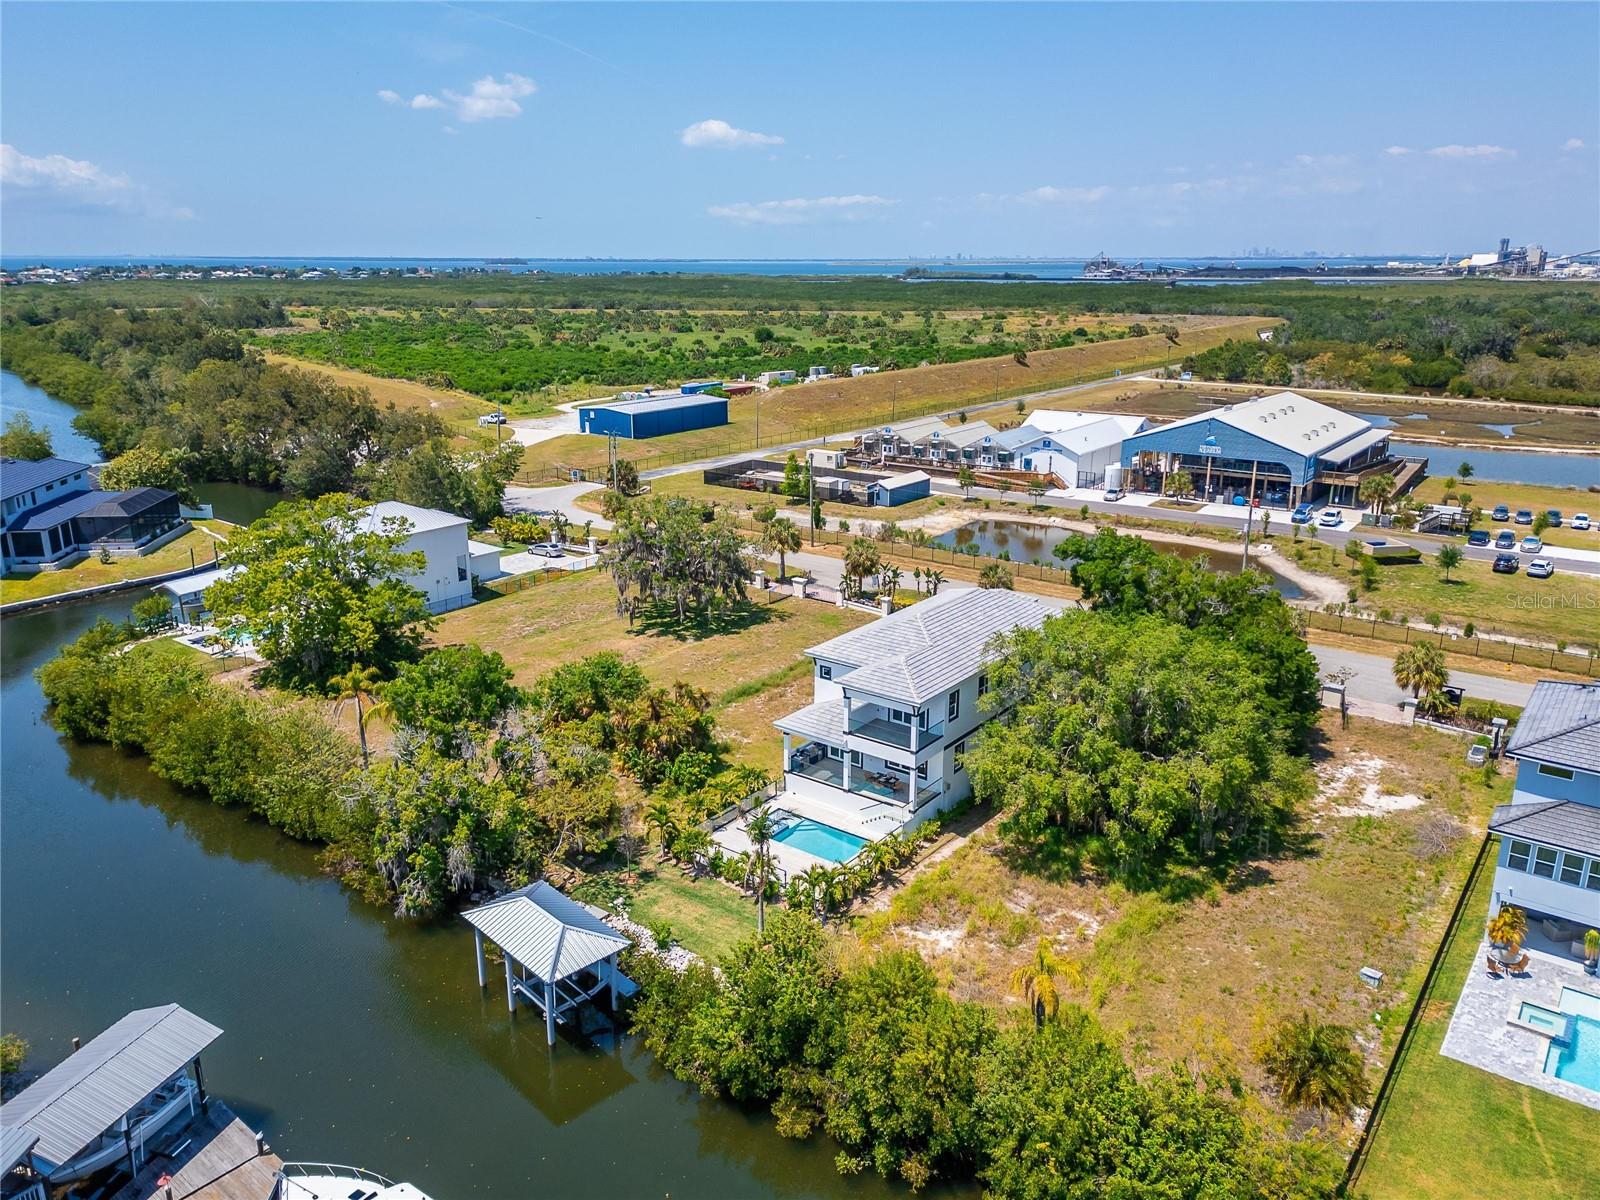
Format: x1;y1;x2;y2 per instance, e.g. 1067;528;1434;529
107;1103;282;1200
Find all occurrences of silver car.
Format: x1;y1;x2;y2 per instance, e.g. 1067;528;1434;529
1526;558;1555;579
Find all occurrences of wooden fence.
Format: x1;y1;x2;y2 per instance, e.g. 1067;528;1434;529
1304;609;1600;677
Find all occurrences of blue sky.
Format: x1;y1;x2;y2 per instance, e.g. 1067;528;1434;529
2;2;1596;258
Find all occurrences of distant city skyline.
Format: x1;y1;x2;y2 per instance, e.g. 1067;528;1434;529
2;2;1596;258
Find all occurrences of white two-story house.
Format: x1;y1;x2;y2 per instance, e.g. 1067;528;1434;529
770;588;1051;844
1487;681;1600;958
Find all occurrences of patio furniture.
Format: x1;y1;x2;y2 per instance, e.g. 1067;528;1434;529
1486;955;1504;979
1506;953;1530;976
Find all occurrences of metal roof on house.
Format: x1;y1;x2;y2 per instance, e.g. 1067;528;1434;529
155;564;239;601
585;391;721;415
934;422;999;449
7;488;107;531
1129;391;1371;458
0;456;92;501
1488;800;1600;857
0;1124;39;1175
356;501;469;535
875;417;949;441
1506;681;1600;773
805;588;1050;704
0;1005;222;1170
775;697;846;743
871;470;931;491
999;412;1146;455
462;882;629;984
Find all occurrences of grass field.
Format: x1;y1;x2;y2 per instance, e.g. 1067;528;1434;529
857;714;1507;1108
259;350;502;433
1353;846;1595;1200
1280;537;1600;649
582;860;759;961
431;568;871;774
0;523;228;605
517;317;1273;477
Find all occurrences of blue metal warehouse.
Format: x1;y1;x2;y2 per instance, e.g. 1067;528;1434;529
579;392;730;439
867;469;932;507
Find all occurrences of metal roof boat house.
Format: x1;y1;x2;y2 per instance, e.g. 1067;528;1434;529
463;882;634;1045
0;1005;221;1190
1117;391;1421;509
1486;681;1600;960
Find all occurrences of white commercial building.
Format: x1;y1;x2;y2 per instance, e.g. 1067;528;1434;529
991;410;1148;487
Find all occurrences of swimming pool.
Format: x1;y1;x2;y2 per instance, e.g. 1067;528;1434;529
772;815;868;864
1544;1012;1600;1094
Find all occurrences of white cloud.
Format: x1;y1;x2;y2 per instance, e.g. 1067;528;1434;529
1293;153;1353;167
1017;185;1111;204
1383;145;1412;156
680;119;784;149
707;194;894;225
1424;143;1514;159
1562;137;1587;152
443;73;536;122
0;143;191;219
378;72;535;123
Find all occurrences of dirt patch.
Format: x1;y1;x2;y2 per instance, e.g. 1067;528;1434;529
1316;753;1425;818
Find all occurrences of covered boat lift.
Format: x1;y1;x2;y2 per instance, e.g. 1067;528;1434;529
463;882;634;1046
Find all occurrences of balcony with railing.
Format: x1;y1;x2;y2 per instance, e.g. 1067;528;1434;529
846;709;943;751
786;741;943;814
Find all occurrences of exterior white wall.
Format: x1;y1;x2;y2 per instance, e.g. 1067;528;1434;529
811;659;848;703
1488;865;1597;927
395;523;474;613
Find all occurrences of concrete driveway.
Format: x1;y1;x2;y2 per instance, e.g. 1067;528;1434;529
1311;644;1533;722
503;481;613;530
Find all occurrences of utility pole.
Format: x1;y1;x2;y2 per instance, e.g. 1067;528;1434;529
755;389;761;447
890;378;897;422
1240;502;1253;572
808;466;816;547
608;432;618;492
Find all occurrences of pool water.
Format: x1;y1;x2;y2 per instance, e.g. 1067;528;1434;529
1518;1003;1567;1036
773;816;869;863
1545;1013;1600;1093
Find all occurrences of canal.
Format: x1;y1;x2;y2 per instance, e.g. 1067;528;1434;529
0;371;919;1198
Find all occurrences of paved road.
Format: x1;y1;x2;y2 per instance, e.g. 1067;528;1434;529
1311;644;1534;718
504;481;612;529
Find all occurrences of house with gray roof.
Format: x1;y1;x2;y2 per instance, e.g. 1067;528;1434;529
1;456;184;572
758;588;1051;856
1486;681;1600;951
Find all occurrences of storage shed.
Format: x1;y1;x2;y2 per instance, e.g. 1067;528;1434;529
579;392;730;439
867;470;932;507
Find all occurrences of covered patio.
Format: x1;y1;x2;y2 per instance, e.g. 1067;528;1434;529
463;882;634;1046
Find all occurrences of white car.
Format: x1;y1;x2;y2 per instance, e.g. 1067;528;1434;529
477;412;507;426
1526;558;1555;579
1318;508;1344;528
1520;535;1543;554
527;542;567;558
1573;513;1591;531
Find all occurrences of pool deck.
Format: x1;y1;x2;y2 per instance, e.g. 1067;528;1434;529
1439;938;1600;1111
713;792;888;878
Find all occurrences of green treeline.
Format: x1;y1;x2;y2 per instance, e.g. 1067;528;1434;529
630;911;1340;1197
1;298;520;511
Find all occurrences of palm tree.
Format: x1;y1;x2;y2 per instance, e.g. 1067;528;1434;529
330;663;385;769
797;863;832;918
745;806;778;933
644;799;678;855
1358;473;1397;516
925;569;945;596
881;564;903;605
1009;938;1078;1029
549;510;571;546
1259;1014;1370;1115
978;562;1014;590
1392;642;1448;699
761;516;802;581
912;566;924;595
842;537;881;601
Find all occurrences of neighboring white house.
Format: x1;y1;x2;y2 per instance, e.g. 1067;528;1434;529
1486;681;1600;959
752;589;1051;863
991;411;1149;487
156;500;496;621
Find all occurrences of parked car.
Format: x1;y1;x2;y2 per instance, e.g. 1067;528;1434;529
1492;553;1520;574
1494;530;1517;550
1573;513;1592;531
1318;508;1343;527
1527;558;1556;579
1545;509;1563;527
527;542;567;558
1520;535;1543;554
1291;502;1315;524
1514;509;1534;525
476;412;507;426
1103;487;1124;502
1263;488;1288;506
1492;504;1510;522
1467;529;1490;547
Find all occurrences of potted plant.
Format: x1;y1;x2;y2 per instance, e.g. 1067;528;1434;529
1487;903;1528;965
1585;929;1599;975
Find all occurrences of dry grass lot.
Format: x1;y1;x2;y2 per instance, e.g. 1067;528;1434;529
519;317;1275;477
259;350;498;434
431;569;871;773
0;522;229;605
857;714;1507;1103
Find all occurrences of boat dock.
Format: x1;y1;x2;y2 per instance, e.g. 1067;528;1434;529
109;1104;282;1200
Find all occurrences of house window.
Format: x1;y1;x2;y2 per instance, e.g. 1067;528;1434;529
1559;853;1586;886
1532;846;1558;878
978;673;989;699
883;760;910;775
948;689;960;722
827;745;844;761
888;708;912;725
1506;840;1532;871
917;709;929;730
1587;860;1600;891
819;664;832;681
1537;764;1576;781
457;554;469;582
952;739;966;772
917;763;928;781
850;750;863;769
